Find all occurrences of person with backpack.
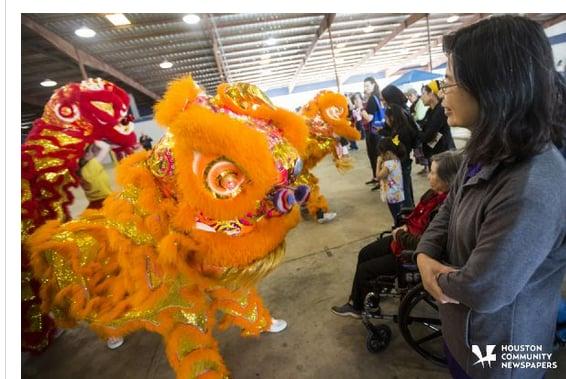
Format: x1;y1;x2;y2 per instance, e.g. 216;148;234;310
361;77;385;191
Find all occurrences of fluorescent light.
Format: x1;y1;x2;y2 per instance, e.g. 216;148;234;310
363;25;375;33
40;79;57;87
160;60;173;69
263;69;273;75
265;37;277;46
105;14;131;26
183;14;201;24
74;26;96;38
336;42;347;48
447;15;460;23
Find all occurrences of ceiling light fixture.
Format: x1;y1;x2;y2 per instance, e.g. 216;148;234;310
74;26;96;38
336;42;347;48
40;79;57;87
447;15;460;23
160;60;173;69
265;37;277;46
183;14;201;24
362;25;375;33
105;13;131;26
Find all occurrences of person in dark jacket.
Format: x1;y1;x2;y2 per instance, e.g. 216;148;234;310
381;85;420;206
420;80;455;164
331;150;463;317
415;15;566;379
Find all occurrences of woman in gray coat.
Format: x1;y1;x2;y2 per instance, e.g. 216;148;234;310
415;15;566;379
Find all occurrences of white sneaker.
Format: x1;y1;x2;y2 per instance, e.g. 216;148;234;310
267;318;288;333
106;336;124;350
317;212;337;224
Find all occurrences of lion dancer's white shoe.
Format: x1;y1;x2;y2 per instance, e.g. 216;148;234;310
267;318;288;333
106;336;125;349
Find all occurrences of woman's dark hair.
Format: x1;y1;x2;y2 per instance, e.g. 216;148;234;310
421;82;440;99
364;77;381;98
443;15;566;164
377;136;406;160
431;150;464;189
385;104;411;133
381;85;408;109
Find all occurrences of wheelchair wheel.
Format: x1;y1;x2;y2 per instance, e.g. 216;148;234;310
398;283;447;367
366;324;392;353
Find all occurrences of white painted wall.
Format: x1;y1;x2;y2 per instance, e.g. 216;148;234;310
134;118;167;143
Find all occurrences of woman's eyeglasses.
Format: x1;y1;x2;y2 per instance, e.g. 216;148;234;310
438;79;458;93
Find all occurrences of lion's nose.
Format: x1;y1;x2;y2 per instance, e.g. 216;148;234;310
272;188;296;213
271;185;310;213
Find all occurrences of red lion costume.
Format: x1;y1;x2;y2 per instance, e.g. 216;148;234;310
21;78;137;352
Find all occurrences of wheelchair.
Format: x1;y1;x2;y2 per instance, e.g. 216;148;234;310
361;209;447;367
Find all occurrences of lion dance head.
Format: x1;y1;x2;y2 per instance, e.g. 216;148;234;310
26;76;310;377
300;90;360;171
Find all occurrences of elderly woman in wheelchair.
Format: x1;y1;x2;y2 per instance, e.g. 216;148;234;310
331;150;463;362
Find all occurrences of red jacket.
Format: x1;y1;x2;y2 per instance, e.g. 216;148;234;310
390;189;447;256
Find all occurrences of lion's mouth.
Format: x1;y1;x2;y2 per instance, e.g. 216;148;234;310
203;242;286;289
194;184;309;237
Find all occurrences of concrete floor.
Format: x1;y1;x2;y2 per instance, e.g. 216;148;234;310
22;140;566;378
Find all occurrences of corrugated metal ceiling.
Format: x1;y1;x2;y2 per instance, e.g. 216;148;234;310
21;12;565;130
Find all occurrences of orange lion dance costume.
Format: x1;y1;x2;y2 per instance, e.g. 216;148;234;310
26;77;310;378
21;78;137;352
298;91;361;220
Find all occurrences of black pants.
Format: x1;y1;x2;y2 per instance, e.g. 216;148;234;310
365;132;379;178
349;236;397;310
401;160;414;208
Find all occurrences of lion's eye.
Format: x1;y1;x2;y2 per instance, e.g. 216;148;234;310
55;103;80;123
204;158;246;199
325;105;345;121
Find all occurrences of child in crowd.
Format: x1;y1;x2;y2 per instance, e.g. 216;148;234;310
348;92;365;149
375;136;405;222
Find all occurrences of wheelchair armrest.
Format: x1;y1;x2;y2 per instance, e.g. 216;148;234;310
398;250;419;271
399;250;415;262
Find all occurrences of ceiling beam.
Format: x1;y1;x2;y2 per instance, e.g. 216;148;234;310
204;14;231;83
288;13;336;93
543;13;566;28
385;13;486;77
21;15;159;100
340;13;427;85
